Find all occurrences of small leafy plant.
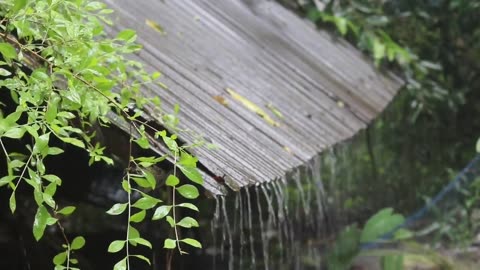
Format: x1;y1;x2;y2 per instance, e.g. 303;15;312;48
327;208;412;270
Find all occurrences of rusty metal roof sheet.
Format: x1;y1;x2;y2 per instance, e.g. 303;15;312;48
104;0;403;195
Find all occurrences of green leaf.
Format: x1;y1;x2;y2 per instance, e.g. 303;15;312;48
71;236;86;250
360;208;404;243
476;137;480;153
373;38;386;63
134;136;150;149
45;103;58;123
152;205;172;220
113;258;127;270
132;176;151;189
132;196;159;210
33;205;51;241
176;217;199;228
0;175;15;187
145;171;156;189
11;0;27;14
10;159;25;169
166;216;175;227
335;17;348;35
108;240;125;253
128;225;140;239
116;29;137;42
0;43;17;60
162;135;178;152
106;203;128;215
178;165;203;184
48;147;64;155
43;174;62;185
57;206;76;215
132;254;151;265
59;137;85;149
166;174;179;186
121;180;131;192
129;237;152;249
9;193;16;213
163;238;176;249
64;90;81;106
180;238;202;248
0;68;12;76
130;210;146;223
53;251;67;265
3;127;25;139
43;192;56;208
177;203;199;211
177;184;199;199
33;133;50;156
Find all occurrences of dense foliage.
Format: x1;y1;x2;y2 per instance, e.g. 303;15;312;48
0;1;203;269
280;0;480;212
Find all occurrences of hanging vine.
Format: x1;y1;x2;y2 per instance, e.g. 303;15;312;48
0;0;203;269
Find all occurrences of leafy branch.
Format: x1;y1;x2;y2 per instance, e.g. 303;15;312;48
0;0;205;269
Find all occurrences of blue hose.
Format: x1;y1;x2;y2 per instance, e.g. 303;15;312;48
361;154;480;250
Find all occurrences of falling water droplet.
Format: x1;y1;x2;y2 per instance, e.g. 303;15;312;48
261;184;277;226
276;177;292;267
239;188;245;269
271;181;285;259
293;168;310;219
220;196;234;270
234;192;240;236
245;187;256;268
256;185;269;270
211;196;220;270
310;154;327;237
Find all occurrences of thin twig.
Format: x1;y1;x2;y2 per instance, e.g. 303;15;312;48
171;152;183;254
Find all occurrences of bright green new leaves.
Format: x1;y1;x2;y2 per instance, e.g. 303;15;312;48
0;110;23;137
129;237;152;249
181;238;202;248
177;165;203;185
0;0;205;267
33;205;57;241
130;210;146;223
106;203;128;215
164;238;176;249
177;203;199;212
0;43;17;62
177;217;199;228
113;258;127;270
178;152;203;184
53;251;68;266
131;171;156;190
161;134;178;152
152;205;172;220
132;196;160;210
108;240;126;253
132;254;151;265
116;29;137;43
71;236;86;250
33;133;50;156
177;184;199;199
166;174;180;186
3;126;25;139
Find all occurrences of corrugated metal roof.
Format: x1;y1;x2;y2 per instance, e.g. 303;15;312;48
104;0;403;195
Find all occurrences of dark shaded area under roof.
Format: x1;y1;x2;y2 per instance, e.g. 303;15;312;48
104;0;403;195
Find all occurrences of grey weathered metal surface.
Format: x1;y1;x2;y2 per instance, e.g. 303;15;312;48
104;0;403;195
